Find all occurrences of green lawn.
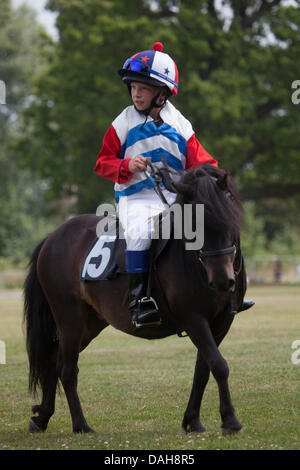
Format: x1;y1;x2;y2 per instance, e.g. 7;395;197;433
0;285;299;450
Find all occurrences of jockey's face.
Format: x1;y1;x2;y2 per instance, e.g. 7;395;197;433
130;81;164;112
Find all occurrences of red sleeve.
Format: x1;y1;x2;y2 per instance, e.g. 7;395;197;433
185;133;218;170
94;125;133;184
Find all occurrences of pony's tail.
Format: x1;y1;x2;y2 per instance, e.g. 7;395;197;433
23;239;57;396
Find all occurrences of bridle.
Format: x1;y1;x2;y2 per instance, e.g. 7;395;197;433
198;244;243;294
198;245;236;260
145;161;243;280
198;245;237;286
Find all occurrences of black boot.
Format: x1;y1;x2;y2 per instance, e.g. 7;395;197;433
128;273;162;329
231;291;255;315
238;300;255;312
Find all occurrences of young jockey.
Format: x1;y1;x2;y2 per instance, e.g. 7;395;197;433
94;42;253;329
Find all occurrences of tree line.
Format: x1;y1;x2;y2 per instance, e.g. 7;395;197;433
0;0;300;264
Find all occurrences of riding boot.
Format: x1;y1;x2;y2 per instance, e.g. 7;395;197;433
238;300;255;312
231;289;255;315
128;272;162;329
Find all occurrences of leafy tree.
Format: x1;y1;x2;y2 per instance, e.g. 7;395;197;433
11;0;300;254
0;1;55;263
15;0;300;208
173;0;300;197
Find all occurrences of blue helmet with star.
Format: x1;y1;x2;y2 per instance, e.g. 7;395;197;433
118;42;179;96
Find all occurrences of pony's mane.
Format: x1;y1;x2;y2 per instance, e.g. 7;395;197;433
176;164;243;237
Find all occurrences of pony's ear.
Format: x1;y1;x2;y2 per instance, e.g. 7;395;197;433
217;172;229;191
172;181;195;200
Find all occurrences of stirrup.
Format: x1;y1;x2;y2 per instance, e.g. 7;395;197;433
132;297;163;329
140;296;159;311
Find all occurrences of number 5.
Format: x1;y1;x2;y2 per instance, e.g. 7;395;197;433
81;235;115;279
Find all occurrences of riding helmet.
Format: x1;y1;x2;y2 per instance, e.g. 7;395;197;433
118;42;179;97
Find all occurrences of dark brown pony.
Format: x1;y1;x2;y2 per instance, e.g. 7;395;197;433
24;164;247;434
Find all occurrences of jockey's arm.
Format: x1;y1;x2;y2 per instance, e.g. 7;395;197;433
94;125;133;184
185;133;218;170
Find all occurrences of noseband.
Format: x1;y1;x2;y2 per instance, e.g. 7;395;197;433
198;245;236;259
198;245;237;282
198;244;243;291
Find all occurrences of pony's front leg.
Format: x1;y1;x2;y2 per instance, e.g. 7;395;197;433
182;351;209;433
186;316;242;435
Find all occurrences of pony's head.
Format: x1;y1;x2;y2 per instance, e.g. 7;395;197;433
173;164;243;292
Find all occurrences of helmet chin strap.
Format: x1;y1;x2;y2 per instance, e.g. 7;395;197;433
127;83;168;127
138;90;167;127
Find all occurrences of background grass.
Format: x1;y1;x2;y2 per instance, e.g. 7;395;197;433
0;285;299;450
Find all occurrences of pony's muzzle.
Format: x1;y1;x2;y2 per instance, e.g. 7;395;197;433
208;277;235;292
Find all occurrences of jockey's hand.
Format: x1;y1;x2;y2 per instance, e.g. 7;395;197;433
128;156;150;173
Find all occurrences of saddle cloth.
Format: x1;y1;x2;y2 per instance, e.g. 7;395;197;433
79;215;169;282
80;217;126;281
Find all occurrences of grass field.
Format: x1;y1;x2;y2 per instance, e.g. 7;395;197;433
0;285;299;450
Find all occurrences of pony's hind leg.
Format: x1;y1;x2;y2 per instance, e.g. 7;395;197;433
29;335;93;434
59;330;94;433
29;342;60;432
57;301;107;433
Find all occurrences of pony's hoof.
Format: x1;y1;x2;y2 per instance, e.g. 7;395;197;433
29;418;43;433
222;426;242;436
73;425;95;434
83;426;95;434
182;417;206;434
187;425;206;434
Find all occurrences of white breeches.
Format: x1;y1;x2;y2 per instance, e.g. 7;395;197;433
118;187;177;251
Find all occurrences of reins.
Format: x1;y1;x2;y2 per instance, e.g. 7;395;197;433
144;161;169;205
144;158;181;207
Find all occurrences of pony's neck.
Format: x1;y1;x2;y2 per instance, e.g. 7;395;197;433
162;238;207;296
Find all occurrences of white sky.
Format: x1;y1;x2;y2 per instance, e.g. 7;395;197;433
11;0;299;43
11;0;58;39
